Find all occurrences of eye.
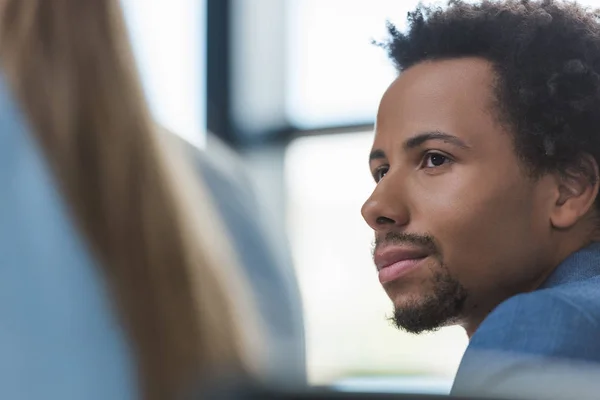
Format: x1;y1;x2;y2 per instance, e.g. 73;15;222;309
422;152;452;168
374;165;389;183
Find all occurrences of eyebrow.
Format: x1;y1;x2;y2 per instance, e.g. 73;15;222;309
368;149;386;162
368;131;470;163
404;131;470;150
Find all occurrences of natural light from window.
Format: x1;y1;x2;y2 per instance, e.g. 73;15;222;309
286;0;436;129
285;132;468;392
121;0;206;148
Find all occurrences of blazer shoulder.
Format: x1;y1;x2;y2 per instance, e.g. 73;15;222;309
469;285;600;360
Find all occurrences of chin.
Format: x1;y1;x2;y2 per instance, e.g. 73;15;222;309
390;291;468;334
387;284;434;308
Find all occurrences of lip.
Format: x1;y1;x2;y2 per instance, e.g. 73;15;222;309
374;246;429;284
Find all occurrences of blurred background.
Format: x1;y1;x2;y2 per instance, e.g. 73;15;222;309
120;0;472;393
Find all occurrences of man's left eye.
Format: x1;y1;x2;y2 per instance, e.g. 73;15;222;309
422;152;450;168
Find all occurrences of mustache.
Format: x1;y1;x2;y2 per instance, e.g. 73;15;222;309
372;231;439;256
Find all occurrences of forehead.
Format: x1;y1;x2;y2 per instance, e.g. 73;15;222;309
374;57;506;151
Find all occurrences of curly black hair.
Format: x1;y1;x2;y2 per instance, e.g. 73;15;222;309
380;0;600;191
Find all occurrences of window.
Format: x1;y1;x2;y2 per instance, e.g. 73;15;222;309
284;1;469;389
121;0;206;147
220;0;600;392
285;132;468;392
285;0;418;129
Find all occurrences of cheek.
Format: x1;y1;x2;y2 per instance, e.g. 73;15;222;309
408;167;544;287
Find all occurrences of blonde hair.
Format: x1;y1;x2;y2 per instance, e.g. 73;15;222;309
0;0;260;398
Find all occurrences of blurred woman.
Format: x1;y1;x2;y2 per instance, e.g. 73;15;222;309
0;0;261;399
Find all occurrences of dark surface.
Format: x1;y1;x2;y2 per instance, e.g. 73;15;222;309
192;381;508;400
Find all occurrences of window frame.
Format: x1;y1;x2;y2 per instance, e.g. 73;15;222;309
206;0;376;150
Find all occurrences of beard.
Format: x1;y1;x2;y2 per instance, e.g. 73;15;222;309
389;265;468;334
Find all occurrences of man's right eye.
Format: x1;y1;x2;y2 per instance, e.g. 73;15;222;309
374;166;389;183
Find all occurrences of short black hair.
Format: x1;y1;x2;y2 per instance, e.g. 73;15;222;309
381;0;600;191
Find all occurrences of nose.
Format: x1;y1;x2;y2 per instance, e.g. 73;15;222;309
361;179;409;231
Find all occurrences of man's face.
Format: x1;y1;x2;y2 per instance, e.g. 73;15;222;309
362;57;556;334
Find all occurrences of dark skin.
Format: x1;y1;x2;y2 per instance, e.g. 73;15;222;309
361;57;600;337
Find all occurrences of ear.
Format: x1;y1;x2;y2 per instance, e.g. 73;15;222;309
550;154;600;229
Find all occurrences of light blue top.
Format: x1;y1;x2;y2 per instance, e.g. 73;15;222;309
0;75;137;399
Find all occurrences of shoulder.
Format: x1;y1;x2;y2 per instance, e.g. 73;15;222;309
469;280;600;360
453;281;600;397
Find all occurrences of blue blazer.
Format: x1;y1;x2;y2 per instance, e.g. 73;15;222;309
452;243;600;397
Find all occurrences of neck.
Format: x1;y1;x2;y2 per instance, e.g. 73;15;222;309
463;234;599;340
461;270;560;340
463;321;481;339
461;299;503;339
